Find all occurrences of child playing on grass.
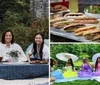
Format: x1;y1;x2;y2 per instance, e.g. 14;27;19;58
63;58;78;78
78;58;93;77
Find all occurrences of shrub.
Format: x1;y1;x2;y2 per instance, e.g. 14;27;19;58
8;24;31;51
30;17;49;39
79;53;90;60
7;17;49;51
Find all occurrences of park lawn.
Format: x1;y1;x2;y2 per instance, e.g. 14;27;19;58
74;60;94;66
53;80;100;85
73;60;94;70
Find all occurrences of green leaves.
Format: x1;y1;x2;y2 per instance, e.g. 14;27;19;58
7;50;21;57
50;44;100;60
8;17;48;51
0;1;48;52
85;5;100;14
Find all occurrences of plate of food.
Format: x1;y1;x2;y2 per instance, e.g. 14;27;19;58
64;12;87;19
84;5;100;19
51;27;91;42
50;17;100;42
50;5;69;13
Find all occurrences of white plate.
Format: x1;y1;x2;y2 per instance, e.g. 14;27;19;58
50;27;91;42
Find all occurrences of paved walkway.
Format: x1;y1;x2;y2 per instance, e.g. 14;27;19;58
0;78;49;85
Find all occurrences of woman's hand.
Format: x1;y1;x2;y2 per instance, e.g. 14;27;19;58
34;60;40;64
29;60;33;64
40;60;48;64
30;60;40;64
29;60;48;64
29;61;36;64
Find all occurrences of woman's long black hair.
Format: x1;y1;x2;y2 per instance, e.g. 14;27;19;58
33;33;44;60
68;58;74;71
95;57;100;71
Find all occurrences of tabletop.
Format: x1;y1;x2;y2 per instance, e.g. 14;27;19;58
0;62;49;80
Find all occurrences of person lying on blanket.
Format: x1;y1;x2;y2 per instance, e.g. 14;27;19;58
63;58;78;78
93;57;100;76
78;58;93;77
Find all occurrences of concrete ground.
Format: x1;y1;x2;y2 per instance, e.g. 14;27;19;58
0;78;49;85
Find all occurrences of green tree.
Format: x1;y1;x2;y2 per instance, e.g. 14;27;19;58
50;44;100;60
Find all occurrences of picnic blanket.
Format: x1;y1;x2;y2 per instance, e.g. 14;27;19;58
54;77;94;83
54;76;100;83
51;69;100;83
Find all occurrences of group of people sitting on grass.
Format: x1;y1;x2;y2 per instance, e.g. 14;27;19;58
50;57;100;81
0;30;49;64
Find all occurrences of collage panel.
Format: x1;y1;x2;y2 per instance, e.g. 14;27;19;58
0;0;49;85
50;43;100;85
0;0;100;85
50;0;100;42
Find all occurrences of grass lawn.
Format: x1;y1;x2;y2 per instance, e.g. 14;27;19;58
53;80;100;85
74;60;94;66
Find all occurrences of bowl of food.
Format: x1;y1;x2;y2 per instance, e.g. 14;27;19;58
0;57;3;62
84;5;100;19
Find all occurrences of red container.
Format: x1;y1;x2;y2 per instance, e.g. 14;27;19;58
50;0;69;8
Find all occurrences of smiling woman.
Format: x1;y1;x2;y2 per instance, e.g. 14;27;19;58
0;30;27;62
26;33;49;64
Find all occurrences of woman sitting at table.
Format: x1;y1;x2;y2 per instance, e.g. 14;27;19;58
26;33;49;64
0;30;27;62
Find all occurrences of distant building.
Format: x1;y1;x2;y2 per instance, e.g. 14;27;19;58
30;0;48;18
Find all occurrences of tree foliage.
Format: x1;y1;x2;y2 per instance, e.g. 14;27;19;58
0;0;49;51
7;16;48;51
50;44;100;60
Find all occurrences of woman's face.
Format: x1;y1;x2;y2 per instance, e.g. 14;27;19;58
98;57;100;62
5;32;12;43
35;34;43;45
83;59;87;63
